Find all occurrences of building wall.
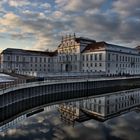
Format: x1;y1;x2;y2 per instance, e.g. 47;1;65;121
106;50;140;76
82;51;106;73
0;49;55;76
1;35;140;77
81;44;140;76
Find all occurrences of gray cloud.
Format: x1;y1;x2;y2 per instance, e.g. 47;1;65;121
0;0;139;51
112;0;140;18
55;0;105;12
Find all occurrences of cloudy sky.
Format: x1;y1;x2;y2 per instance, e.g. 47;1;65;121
0;0;139;52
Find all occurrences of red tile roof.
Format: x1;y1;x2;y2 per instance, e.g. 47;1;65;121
82;41;107;53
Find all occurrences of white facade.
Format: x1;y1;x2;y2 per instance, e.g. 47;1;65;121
81;43;140;76
57;35;140;76
1;34;140;76
82;51;106;73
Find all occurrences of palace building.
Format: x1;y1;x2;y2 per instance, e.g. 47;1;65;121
1;34;140;77
57;34;96;73
57;34;140;76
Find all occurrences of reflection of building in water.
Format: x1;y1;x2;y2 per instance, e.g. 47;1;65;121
58;89;140;122
59;102;82;122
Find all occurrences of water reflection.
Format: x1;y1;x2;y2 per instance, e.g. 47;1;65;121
0;105;58;132
0;89;140;140
59;88;140;123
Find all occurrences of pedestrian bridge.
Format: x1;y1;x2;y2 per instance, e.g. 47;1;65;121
0;77;140;124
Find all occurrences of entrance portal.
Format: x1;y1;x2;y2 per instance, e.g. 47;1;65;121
65;64;72;72
66;64;69;72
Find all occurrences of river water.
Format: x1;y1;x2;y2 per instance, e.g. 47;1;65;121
0;89;140;140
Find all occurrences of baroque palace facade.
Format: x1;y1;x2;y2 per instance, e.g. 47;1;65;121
1;34;140;76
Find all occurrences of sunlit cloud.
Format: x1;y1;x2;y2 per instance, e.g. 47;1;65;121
7;0;30;7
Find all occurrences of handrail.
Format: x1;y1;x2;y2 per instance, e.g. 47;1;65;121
0;76;140;94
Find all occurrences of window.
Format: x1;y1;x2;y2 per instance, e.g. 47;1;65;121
125;56;127;62
75;55;77;61
22;57;25;62
116;54;118;61
44;58;46;62
7;55;10;61
98;106;101;113
30;57;33;62
59;56;61;61
82;55;85;61
128;57;130;61
122;56;124;61
69;55;72;61
75;65;77;70
16;56;19;61
95;54;97;60
108;63;110;67
86;55;88;61
35;57;37;63
99;54;102;61
108;53;110;61
90;54;93;61
48;58;50;63
120;56;122;61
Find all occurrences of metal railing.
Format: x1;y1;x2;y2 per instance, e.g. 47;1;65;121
0;75;140;94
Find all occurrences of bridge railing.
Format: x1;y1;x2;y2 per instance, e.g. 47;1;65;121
0;79;26;90
0;76;140;93
0;78;87;92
